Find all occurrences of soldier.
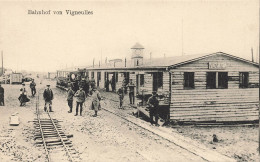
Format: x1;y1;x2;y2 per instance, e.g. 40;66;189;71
105;78;109;92
79;78;88;97
0;84;4;106
110;75;116;92
122;78;127;94
147;91;159;126
127;79;135;105
30;79;36;97
43;84;54;112
90;87;101;117
90;77;96;89
67;83;74;113
74;87;86;116
117;87;124;109
85;77;90;96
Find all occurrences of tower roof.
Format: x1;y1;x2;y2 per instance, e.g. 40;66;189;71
131;42;144;49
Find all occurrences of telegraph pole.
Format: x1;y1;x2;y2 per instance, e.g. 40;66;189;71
259;2;260;155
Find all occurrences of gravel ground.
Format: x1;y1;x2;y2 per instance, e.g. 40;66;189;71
175;126;259;162
0;79;258;162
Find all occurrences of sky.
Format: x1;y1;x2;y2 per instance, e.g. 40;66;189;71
0;0;259;72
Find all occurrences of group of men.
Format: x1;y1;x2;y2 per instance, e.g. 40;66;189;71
117;79;160;126
71;77;96;97
67;77;101;117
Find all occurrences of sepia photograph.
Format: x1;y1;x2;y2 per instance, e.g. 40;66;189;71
0;0;259;161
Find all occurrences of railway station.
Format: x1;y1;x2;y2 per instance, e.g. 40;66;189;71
0;1;259;162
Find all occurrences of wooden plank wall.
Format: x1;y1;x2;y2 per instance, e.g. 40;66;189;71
170;54;259;122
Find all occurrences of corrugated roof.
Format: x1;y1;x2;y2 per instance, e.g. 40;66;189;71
64;52;259;71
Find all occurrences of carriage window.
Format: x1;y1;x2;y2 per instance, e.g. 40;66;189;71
184;72;194;89
239;72;249;88
206;72;216;89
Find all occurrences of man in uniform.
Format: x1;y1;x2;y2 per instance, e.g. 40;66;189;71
30;79;36;97
85;76;90;96
74;87;86;116
147;91;160;126
127;79;135;105
67;83;74;113
0;83;4;106
117;87;124;109
43;84;54;112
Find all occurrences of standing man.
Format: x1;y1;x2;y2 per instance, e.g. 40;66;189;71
30;79;36;97
110;75;116;92
90;86;101;117
147;91;160;126
85;77;90;96
0;84;4;106
117;87;124;109
127;79;135;105
43;84;54;112
74;87;86;116
67;83;74;113
90;77;96;89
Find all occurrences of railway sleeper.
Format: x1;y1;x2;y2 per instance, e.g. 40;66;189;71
46;141;72;146
34;124;61;127
35;132;66;136
35;139;70;144
35;128;63;131
34;135;67;140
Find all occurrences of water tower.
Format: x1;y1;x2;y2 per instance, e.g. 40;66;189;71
131;43;144;67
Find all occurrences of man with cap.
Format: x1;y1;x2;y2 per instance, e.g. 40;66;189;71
127;79;136;105
0;83;4;106
67;83;74;113
147;91;160;126
43;84;54;112
90;86;101;117
30;79;36;97
74;86;86;116
117;87;124;109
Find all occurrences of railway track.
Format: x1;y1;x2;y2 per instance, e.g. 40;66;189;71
34;94;80;162
56;86;235;162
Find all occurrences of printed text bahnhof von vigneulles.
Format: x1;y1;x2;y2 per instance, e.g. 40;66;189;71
28;10;93;16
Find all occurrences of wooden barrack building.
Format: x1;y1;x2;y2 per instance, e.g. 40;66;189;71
57;43;259;122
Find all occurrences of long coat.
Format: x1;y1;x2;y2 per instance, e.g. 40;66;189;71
90;90;101;111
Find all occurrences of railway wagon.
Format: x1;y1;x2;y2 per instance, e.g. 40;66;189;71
10;73;23;84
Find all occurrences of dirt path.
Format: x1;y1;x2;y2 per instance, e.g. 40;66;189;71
0;79;239;162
